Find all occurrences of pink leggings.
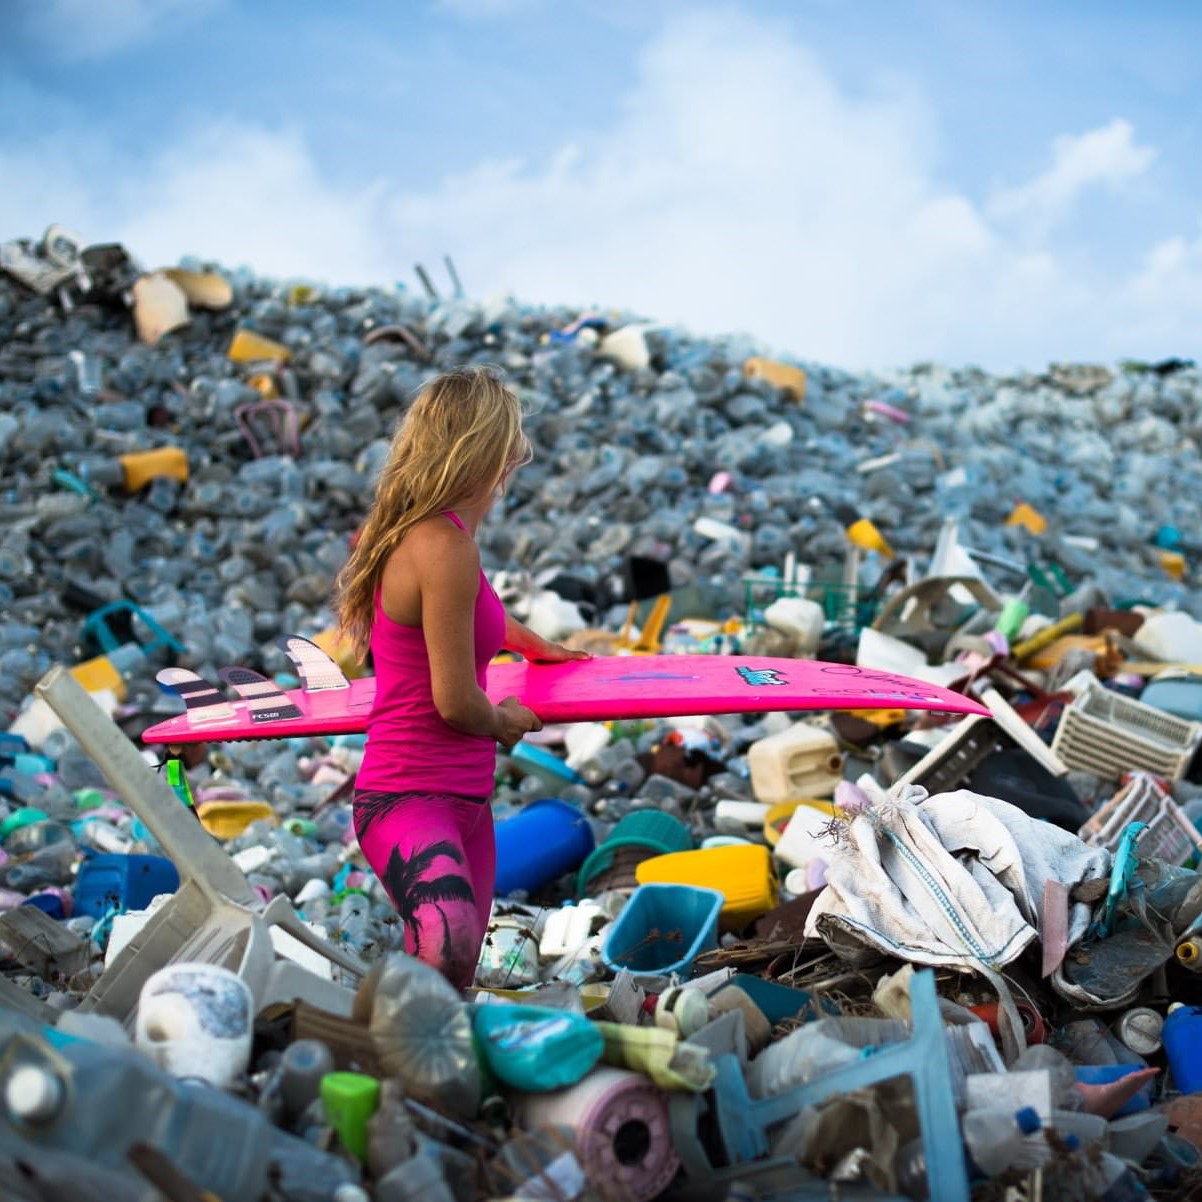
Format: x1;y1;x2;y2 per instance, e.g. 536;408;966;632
353;789;495;989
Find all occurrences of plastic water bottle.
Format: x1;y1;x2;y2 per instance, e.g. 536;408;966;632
1163;1004;1202;1094
962;1107;1049;1177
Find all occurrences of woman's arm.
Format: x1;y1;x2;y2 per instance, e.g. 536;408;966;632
503;613;591;663
395;523;540;745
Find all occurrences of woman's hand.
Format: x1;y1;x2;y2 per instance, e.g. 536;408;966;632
494;696;543;748
528;642;591;663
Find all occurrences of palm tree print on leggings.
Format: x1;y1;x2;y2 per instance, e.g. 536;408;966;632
381;839;476;980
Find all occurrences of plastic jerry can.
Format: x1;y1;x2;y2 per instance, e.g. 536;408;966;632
1163;1005;1202;1095
119;447;189;492
748;722;843;804
635;844;778;930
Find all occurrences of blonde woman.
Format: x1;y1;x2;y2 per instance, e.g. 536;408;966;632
335;367;587;987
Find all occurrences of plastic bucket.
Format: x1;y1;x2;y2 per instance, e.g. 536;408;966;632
601;883;723;978
494;799;594;897
635;844;778;930
576;810;693;897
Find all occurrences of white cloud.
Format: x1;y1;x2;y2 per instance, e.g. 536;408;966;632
0;10;1196;370
988;118;1157;234
18;0;225;63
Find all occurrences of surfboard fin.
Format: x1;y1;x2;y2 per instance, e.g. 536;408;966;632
218;666;304;723
275;634;350;693
155;667;237;725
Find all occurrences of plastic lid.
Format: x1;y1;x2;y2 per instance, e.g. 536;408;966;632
5;1066;65;1123
1015;1106;1042;1135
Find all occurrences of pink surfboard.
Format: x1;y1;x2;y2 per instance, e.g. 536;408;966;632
142;642;987;746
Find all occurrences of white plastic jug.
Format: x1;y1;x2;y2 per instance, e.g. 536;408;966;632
748;722;843;804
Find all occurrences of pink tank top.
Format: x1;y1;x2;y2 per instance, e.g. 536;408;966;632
356;511;506;797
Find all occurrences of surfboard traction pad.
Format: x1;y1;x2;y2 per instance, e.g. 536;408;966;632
142;636;989;746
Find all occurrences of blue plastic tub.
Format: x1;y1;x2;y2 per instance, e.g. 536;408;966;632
602;883;723;978
494;799;594;897
73;853;179;918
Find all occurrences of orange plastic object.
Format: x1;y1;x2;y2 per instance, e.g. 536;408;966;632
847;707;907;728
636;844;778;930
1005;502;1048;536
119;447;189;492
1160;550;1187;580
248;372;280;400
743;357;806;401
69;654;126;701
846;517;895;559
1024;634;1110;671
196;801;278;840
229;328;291;364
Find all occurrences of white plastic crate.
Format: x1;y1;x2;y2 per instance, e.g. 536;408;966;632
1050;683;1202;782
1080;773;1202;866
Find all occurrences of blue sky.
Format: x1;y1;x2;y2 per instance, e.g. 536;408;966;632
2;0;1199;371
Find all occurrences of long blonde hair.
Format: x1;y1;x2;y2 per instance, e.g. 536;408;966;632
335;366;530;657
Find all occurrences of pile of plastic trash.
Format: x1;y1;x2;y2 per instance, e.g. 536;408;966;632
3;224;1202;1200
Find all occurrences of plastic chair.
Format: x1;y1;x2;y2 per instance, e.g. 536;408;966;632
34;668;366;1024
668;967;970;1202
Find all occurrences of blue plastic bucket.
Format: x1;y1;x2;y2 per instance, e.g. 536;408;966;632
494;799;595;897
602;883;723;978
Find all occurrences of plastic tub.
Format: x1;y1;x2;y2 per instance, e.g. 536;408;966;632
576;810;692;898
73;853;180;918
601;883;723;978
635;845;778;930
494;799;594;897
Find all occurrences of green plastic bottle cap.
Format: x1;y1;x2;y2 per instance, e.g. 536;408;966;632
0;808;49;844
319;1072;380;1162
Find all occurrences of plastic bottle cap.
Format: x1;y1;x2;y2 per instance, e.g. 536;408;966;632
5;1066;65;1123
1015;1106;1042;1135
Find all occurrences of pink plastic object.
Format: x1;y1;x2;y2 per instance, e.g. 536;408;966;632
517;1067;678;1202
143;653;989;745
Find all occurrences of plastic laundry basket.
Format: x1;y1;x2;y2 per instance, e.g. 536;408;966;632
601;883;723;978
576;810;693;897
635;845;778;930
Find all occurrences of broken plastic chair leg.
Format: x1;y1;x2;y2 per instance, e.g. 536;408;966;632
669;968;970;1202
33;667;366;1024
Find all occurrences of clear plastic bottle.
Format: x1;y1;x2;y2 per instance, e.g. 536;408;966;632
962;1107;1049;1177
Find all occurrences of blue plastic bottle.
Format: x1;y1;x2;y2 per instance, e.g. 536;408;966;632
1163;1004;1202;1094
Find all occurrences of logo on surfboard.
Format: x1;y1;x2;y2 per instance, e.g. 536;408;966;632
735;666;788;687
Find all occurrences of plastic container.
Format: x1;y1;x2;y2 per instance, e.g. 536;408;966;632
135;964;254;1089
1163;1005;1202;1095
472;1003;603;1091
635;845;778;930
747;722;843;804
962;1107;1048;1176
0;1031;272;1201
773;800;839;874
601;883;723;977
576;810;693;897
1051;682;1202;781
73;852;180;918
1079;773;1202;865
493;799;594;897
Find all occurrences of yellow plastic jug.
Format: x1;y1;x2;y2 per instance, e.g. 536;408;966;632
196;801;278;841
743;357;806;401
636;844;778;930
228;328;291;364
120;447;189;492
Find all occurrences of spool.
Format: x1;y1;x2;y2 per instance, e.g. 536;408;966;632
516;1068;678;1202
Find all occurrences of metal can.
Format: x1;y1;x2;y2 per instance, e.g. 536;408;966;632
1116;1006;1164;1056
